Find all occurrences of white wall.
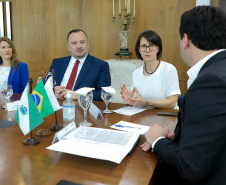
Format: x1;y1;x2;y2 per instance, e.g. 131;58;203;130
196;0;210;6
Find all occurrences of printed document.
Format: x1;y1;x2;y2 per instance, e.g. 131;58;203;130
47;126;140;164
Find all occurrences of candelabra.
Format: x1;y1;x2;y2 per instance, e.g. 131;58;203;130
112;0;135;59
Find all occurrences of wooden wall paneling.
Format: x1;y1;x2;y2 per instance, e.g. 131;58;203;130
11;0;82;84
211;0;219;6
82;0;121;60
157;0;196;94
48;0;82;59
11;0;50;84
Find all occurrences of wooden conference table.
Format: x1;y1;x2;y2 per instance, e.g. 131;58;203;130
0;93;178;185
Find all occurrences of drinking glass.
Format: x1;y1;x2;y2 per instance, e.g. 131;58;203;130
78;91;93;127
2;84;13;107
101;89;113;113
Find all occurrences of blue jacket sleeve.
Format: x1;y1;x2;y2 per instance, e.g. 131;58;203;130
92;61;111;101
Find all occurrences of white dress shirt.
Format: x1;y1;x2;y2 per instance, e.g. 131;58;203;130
0;66;10;90
60;54;88;89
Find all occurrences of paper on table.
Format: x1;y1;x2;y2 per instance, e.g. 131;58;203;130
111;121;150;135
5;100;20;111
102;86;116;94
74;87;95;95
113;106;146;116
47;126;140;164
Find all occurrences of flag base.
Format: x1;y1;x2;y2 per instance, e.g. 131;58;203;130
23;137;40;145
50;123;63;131
36;129;51;137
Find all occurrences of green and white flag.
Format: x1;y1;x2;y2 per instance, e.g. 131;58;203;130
44;76;62;111
15;85;44;135
32;78;55;118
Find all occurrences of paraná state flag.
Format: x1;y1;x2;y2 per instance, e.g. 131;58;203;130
32;78;54;118
44;76;62;111
15;85;44;135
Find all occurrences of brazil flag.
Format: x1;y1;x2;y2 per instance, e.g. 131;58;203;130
32;79;55;118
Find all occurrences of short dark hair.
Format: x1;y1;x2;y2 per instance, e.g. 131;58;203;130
67;29;88;42
180;6;226;50
135;30;162;60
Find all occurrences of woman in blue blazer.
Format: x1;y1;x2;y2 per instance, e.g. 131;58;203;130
0;37;29;93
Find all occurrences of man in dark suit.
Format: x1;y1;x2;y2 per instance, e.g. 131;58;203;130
140;6;226;185
44;29;111;101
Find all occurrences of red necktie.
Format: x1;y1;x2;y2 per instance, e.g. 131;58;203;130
66;60;80;90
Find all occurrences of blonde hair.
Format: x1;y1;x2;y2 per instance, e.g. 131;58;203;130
0;37;19;68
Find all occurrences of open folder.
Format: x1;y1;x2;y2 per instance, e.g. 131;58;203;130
47;126;140;164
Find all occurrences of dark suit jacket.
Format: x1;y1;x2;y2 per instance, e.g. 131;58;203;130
153;50;226;185
44;54;111;101
0;61;29;93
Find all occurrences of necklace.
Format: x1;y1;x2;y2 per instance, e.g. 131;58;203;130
144;60;160;74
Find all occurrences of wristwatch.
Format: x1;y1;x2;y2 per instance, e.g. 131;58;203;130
144;98;148;107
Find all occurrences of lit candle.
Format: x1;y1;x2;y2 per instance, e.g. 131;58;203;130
127;0;130;13
113;0;115;16
134;0;135;16
119;0;121;13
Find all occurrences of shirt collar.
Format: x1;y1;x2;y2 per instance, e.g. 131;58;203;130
70;54;88;65
187;49;225;89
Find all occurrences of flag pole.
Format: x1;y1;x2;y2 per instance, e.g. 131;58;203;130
50;69;63;131
36;71;52;136
23;77;40;145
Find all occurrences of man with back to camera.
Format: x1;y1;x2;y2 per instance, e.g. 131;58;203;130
140;6;226;185
44;29;111;101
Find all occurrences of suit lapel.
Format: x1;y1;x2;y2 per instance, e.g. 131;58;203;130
199;50;226;74
74;54;92;90
187;50;226;94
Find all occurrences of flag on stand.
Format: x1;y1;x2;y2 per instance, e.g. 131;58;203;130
15;85;43;135
31;78;55;118
44;76;62;111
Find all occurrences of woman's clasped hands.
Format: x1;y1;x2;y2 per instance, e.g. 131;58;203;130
120;84;146;106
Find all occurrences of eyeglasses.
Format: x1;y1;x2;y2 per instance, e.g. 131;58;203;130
139;44;157;51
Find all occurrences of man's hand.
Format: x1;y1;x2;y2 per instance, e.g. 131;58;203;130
145;123;170;145
55;86;65;98
140;141;152;152
167;132;175;140
61;89;78;100
141;125;174;152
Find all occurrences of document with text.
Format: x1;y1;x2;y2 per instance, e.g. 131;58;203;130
46;126;140;164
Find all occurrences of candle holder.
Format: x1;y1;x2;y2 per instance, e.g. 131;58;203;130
112;1;135;60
